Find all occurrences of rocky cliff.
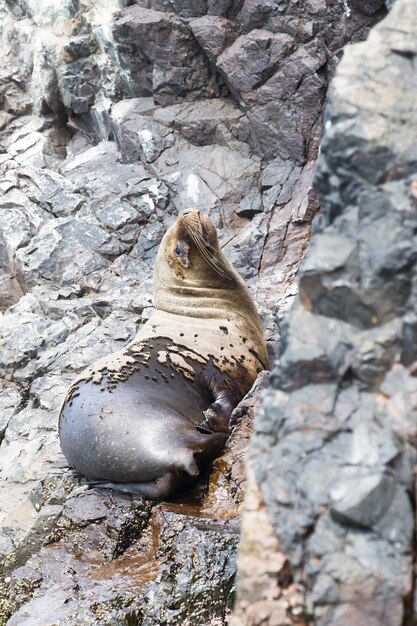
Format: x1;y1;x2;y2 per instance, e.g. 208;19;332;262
0;1;388;624
232;1;417;625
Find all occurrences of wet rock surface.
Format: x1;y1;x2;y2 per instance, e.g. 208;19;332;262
242;2;417;626
0;0;384;624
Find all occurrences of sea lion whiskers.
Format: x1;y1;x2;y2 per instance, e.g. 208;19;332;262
184;216;228;279
191;230;228;279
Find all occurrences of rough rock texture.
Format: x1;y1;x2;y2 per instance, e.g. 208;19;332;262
0;0;384;624
238;2;417;625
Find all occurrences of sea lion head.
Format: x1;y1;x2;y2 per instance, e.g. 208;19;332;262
154;210;269;354
162;209;228;282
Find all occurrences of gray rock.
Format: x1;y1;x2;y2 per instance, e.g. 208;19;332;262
245;39;327;161
110;98;170;163
350;0;386;15
217;29;294;93
16;166;84;217
63;34;98;61
348;418;401;467
189;15;239;61
2;117;69;168
134;0;209;18
242;2;417;625
373;486;414;547
7;588;84;626
15;217;118;287
95;202;140;232
113;6;213;104
0;300;51;374
154;142;261;211
62;492;112;526
57;58;101;114
316;4;417;219
236;187;262;218
0;234;25;311
10;504;63;570
59;141;149;196
153;98;249;147
0;383;22;440
329;470;395;528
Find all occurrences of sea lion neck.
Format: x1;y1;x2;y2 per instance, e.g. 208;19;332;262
154;273;245;320
153;213;240;318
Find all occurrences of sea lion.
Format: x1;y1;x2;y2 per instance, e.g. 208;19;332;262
59;209;269;500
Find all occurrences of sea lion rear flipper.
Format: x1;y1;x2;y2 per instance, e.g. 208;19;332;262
192;431;228;468
86;472;184;500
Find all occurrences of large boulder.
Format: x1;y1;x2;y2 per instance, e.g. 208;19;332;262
234;2;417;625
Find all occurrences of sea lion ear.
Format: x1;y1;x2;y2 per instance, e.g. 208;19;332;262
173;240;190;268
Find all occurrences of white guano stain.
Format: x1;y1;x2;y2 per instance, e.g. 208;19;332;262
138;129;155;160
185;172;201;204
342;0;352;17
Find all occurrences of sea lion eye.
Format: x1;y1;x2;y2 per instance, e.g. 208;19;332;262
172;240;190;268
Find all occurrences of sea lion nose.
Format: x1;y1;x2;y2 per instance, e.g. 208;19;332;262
179;208;198;217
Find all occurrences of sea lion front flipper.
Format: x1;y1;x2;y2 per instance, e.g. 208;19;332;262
87;472;184;500
200;402;232;434
198;381;236;434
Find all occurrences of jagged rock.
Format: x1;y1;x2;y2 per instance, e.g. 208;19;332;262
110;98;171;164
2;116;69;168
351;0;386;15
236;2;417;625
15;217;119;287
0;382;22;440
62;491;115;526
246;39;327;161
134;0;209;18
154;141;261;211
0;235;25;311
0;57;32;117
316;5;417;220
63;34;98;61
153;98;249;147
15;166;84;217
230;469;302;626
329;470;395;528
58;58;101;114
217;30;327;160
217;30;294;94
0;296;54;375
189;15;239;61
236;187;262;218
113;6;214;105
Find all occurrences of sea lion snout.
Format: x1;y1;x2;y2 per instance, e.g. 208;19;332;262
178;208;196;217
179;208;205;231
